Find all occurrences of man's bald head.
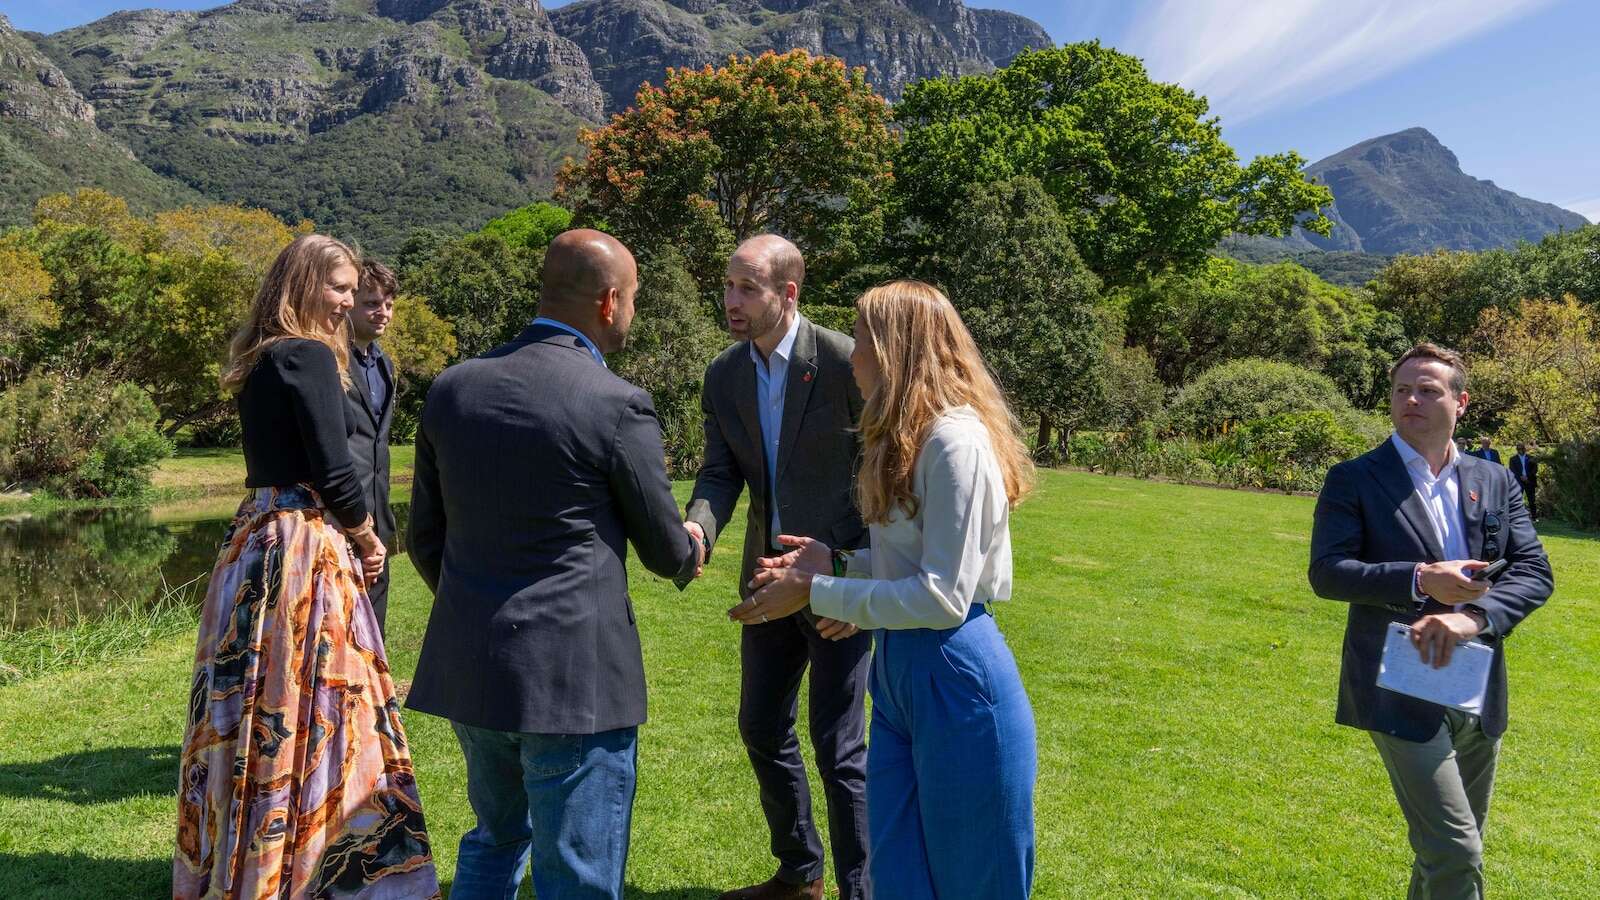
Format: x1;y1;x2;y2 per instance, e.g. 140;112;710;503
538;229;639;354
540;229;637;310
731;234;805;297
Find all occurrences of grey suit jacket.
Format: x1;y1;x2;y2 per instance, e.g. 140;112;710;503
407;322;699;734
1308;439;1553;741
687;316;865;599
344;341;396;547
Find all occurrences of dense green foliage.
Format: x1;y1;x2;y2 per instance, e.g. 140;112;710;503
1123;257;1409;407
0;371;171;499
893;44;1333;288
937;177;1104;448
1546;439;1600;529
1164;359;1363;439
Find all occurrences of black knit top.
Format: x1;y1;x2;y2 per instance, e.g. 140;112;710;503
238;338;368;529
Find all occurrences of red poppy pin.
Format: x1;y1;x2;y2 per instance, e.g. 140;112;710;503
803;371;813;383
1469;490;1480;503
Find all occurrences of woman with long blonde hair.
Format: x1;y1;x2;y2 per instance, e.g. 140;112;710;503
738;280;1038;897
175;235;440;899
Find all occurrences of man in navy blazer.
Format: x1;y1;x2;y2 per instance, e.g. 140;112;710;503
1309;343;1552;899
408;230;703;898
1465;435;1501;465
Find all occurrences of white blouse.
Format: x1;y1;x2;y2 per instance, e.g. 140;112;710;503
810;406;1014;630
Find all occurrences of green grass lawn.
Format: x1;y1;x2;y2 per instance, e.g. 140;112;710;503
0;471;1595;897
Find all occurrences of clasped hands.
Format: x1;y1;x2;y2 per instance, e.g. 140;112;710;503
727;535;858;641
343;517;385;588
1411;560;1492;668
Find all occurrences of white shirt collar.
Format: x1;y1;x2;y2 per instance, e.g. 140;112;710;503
1390;432;1459;482
750;314;801;368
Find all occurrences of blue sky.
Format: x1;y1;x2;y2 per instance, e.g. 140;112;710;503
6;0;1595;222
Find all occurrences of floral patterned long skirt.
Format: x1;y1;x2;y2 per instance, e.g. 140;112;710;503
174;486;439;899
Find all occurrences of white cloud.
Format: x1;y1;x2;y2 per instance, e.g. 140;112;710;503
1561;196;1600;224
1121;0;1555;124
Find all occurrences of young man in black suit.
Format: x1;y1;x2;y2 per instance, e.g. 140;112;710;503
346;260;397;631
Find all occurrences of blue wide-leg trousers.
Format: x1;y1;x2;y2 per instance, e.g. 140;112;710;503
866;605;1037;899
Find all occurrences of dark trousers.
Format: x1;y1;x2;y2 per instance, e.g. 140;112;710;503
738;607;871;898
366;524;394;635
1520;480;1537;518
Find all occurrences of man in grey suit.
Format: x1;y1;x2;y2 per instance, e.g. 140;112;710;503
685;235;869;900
345;259;397;632
408;230;703;899
1310;342;1552;900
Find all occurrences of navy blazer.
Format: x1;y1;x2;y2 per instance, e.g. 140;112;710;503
407;322;700;734
1308;439;1552;741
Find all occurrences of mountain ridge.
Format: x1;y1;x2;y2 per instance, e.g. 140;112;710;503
4;0;1049;250
1280;127;1588;255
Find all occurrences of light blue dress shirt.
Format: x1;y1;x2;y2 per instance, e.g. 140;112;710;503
533;317;606;367
752;316;800;542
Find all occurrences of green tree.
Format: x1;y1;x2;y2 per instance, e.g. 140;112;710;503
610;249;726;475
893;43;1333;288
939;177;1104;451
1470;296;1600;445
0;238;56;381
559;50;896;304
1367;249;1510;348
480;202;573;252
1123;257;1407;406
383;294;457;382
405;232;541;360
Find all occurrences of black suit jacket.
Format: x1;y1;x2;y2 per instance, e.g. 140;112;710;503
1308;439;1553;741
1467;447;1502;465
407;322;699;734
686;316;866;599
345;342;397;547
1510;453;1538;486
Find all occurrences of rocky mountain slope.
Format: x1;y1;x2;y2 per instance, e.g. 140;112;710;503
0;14;196;223
6;0;1048;250
547;0;1050;111
1278;127;1588;254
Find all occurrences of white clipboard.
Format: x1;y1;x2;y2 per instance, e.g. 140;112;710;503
1376;622;1492;714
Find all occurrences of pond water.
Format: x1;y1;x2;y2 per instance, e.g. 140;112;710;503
0;500;410;632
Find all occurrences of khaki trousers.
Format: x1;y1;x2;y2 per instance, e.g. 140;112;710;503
1369;710;1501;900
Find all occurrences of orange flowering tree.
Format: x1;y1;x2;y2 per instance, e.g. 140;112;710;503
558;49;895;304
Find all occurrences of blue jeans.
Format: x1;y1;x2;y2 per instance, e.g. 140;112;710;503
866;605;1037;899
449;722;639;900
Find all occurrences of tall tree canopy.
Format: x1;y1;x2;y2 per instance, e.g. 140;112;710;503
894;43;1333;287
558;50;895;301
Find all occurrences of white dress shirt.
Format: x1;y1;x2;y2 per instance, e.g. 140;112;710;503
1391;433;1469;562
752;315;800;540
810;406;1013;630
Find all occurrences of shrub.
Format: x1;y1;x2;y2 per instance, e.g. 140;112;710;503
1547;439;1600;529
1217;410;1369;492
1166;358;1354;438
802;304;857;338
0;372;173;498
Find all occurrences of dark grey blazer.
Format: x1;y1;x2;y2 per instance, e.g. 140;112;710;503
344;342;396;549
406;322;699;734
687;316;865;599
1308;439;1553;741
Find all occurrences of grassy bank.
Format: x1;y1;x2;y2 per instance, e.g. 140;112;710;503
0;471;1596;897
0;446;419;515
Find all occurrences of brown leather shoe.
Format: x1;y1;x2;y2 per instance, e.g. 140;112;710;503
717;876;824;900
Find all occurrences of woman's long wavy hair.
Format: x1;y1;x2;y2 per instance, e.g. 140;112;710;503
853;280;1034;524
221;235;358;394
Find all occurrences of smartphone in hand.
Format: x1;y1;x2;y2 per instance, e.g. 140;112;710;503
1470;558;1509;582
